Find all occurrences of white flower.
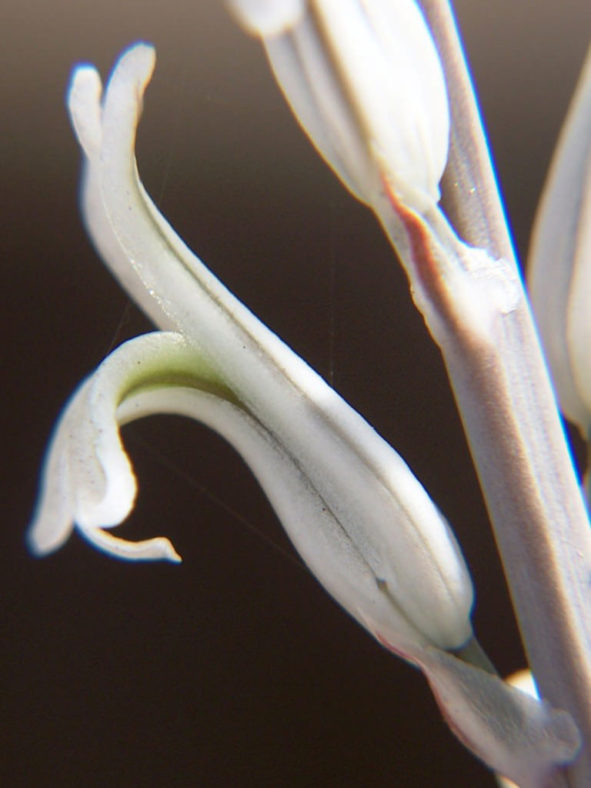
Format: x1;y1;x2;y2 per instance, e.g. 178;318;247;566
229;0;449;212
528;46;591;440
30;42;473;656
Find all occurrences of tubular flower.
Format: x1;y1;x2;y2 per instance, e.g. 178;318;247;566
30;43;473;656
28;39;580;785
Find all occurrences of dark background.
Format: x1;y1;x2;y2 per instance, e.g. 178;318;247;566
2;1;590;785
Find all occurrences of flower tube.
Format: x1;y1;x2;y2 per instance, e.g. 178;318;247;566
32;42;473;656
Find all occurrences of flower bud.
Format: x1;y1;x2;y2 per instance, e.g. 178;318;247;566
231;0;450;212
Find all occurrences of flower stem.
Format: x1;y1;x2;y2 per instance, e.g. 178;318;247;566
406;2;591;783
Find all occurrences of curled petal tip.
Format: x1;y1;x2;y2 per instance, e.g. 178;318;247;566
115;41;156;82
115;41;156;92
79;525;182;563
67;65;103;156
27;515;73;558
67;42;156;162
72;447;137;530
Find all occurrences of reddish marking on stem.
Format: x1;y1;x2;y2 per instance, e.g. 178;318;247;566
382;177;450;311
381;177;481;351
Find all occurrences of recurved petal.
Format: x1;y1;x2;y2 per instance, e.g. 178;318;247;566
27;385;85;556
29;331;440;651
27;333;199;563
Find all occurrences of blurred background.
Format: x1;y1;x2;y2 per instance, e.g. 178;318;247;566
2;1;590;785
